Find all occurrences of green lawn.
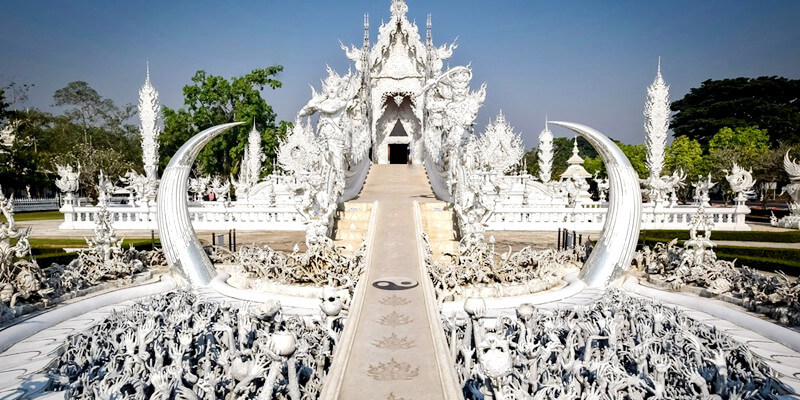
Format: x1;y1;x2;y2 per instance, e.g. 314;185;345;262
28;237;159;250
640;230;800;243
27;238;161;266
2;210;63;221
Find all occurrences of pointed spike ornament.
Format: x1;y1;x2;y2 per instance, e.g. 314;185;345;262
242;120;264;188
644;57;670;179
139;62;161;201
538;116;554;183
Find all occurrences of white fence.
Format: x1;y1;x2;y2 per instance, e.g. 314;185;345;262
60;202;305;231
487;203;750;231
11;197;61;212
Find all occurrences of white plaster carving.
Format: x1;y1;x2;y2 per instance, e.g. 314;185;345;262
55;164;80;204
232;122;264;201
725;162;756;204
139;63;160;203
443;292;794;398
775;151;800;229
537;118;554;183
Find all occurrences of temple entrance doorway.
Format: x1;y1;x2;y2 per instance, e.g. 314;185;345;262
388;143;409;164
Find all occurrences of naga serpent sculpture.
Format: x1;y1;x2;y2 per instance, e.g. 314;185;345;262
157;122;244;286
550;121;642;287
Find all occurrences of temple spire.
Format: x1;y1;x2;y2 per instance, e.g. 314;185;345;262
363;13;369;48
426;14;432;47
645;57;670;179
138;62;160;190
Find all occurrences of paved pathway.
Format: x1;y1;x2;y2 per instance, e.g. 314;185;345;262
324;165;459;399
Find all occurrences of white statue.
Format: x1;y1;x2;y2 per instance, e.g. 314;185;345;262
278;120;338;246
209;177;230;202
188;176;210;201
682;205;716;267
775;151;800;228
299;67;360;187
692;174;715;207
0;186;51;307
121;170;148;206
55;164;81;203
724;162;756;204
96;171;114;205
594;173;609;202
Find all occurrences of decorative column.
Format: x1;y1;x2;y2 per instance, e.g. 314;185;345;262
55;164;80;229
138;62;161;205
537;117;553;183
643;58;670;204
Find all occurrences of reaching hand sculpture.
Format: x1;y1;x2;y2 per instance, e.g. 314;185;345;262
444;292;793;398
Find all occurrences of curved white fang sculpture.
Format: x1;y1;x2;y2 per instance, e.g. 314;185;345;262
549;121;642;287
157;122;245;286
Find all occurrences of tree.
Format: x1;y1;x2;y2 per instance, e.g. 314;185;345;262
50;82;140;198
664;135;706;178
708;126;770;171
583;142;648;179
160;67;284;177
53;81;137;146
0;89;9;121
671;76;800;146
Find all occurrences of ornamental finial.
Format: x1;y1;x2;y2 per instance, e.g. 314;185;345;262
390;0;408;18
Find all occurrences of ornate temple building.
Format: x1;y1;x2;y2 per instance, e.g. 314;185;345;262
340;0;470;165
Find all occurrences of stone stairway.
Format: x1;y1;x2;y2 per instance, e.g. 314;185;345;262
418;201;458;262
333;202;374;255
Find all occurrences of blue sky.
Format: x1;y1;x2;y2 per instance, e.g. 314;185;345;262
1;0;798;148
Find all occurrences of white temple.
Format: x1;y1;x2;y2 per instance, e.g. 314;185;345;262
56;0;754;233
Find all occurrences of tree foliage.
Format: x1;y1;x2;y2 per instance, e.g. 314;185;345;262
53;81;137;146
0;89;9;121
1;82;139;198
160;67;284;177
664;136;706;178
671;76;800;146
708;126;770;170
582;142;648;179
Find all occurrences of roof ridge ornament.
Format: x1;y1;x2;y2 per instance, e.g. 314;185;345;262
390;0;408;18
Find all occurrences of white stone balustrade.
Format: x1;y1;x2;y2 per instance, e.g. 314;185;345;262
488;203;749;231
60;202;304;231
